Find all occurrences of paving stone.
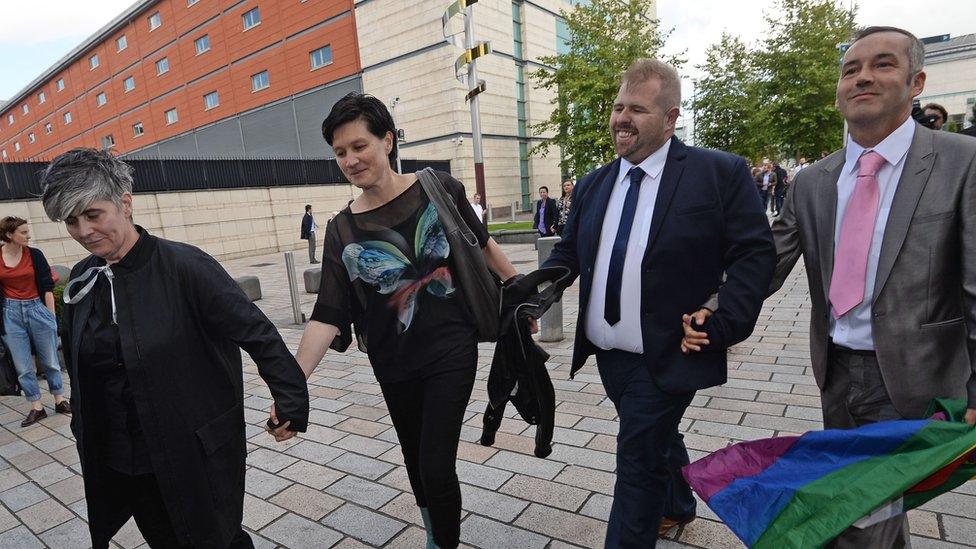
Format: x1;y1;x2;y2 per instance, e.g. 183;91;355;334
908;509;942;539
308;410;344;427
242;494;286;531
324;475;399;509
548;444;616;472
460;515;549;549
500;474;589;512
0;481;47;511
270;483;344;521
514;503;606;547
580;493;613;521
25;461;74;487
0;467;28;492
378;466;414;492
678;518;745;549
278;460;344;490
385;525;429;549
455;460;514;490
484;450;565;480
0;503;18;533
378;492;427;527
553;466;616;496
0;525;44;548
309;397;353;412
321;503;405;546
921;492;976;517
16;498;74;534
741;413;822;433
574;417;620;436
688;420;775;441
260;513;343;548
247;447;299;473
942;515;976;545
460;483;529;522
455;441;497;464
244;467;293;499
332;433;394;457
284;440;345;465
327;452;395;481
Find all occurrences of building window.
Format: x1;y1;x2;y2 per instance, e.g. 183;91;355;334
187;0;199;5
44;123;52;134
101;135;115;149
1;150;6;159
56;78;65;91
63;112;73;124
133;122;144;136
165;108;178;125
251;70;270;91
90;54;99;70
195;35;211;55
6;114;13;125
123;76;136;92
38;92;46;104
310;45;333;70
242;7;261;30
21;104;28;115
117;35;128;51
149;12;162;31
14;142;21;152
96;92;107;106
203;91;220;110
156;58;170;75
28;132;35;143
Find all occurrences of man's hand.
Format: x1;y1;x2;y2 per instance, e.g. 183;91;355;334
965;408;976;426
680;308;712;354
266;404;297;443
528;317;539;334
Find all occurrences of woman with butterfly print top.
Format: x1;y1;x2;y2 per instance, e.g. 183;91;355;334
289;93;523;549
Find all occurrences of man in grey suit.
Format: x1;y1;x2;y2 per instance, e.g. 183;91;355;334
683;25;976;548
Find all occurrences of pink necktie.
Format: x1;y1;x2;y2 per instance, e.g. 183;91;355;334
829;150;886;319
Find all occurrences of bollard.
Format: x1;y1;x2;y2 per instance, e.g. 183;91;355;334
284;251;305;324
511;200;517;222
536;236;563;342
487;203;494;222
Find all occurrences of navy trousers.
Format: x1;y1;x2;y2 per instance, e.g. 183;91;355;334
597;349;696;549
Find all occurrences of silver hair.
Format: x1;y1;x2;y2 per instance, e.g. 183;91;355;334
851;26;926;80
40;148;134;222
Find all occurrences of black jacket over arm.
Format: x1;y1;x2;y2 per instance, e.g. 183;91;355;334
543;137;775;393
63;229;309;548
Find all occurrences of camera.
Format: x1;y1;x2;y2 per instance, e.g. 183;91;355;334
911;99;939;130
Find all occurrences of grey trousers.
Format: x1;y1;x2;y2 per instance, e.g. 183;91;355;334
307;232;317;262
821;345;912;549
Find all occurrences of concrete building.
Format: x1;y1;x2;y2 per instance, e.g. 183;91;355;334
918;33;976;130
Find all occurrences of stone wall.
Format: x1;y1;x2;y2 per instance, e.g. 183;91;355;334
2;183;357;267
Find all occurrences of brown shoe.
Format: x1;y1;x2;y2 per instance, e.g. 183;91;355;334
55;400;72;415
21;408;47;427
658;515;696;537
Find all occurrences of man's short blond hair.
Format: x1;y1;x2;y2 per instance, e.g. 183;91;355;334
621;58;681;111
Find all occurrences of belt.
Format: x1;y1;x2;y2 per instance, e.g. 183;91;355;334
829;341;876;357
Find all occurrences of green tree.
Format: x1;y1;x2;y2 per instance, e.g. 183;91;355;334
753;0;857;160
530;0;679;178
691;33;768;161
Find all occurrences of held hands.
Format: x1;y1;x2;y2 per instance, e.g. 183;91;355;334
966;408;976;426
266;404;297;443
680;308;712;354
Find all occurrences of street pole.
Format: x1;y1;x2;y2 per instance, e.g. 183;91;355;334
464;7;487;225
390;97;402;174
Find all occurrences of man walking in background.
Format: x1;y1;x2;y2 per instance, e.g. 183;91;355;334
300;204;319;264
533;186;558;237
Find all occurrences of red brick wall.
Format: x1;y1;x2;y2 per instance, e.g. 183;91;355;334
0;0;359;160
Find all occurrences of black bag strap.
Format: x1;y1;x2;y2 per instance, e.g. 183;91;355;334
416;168;479;248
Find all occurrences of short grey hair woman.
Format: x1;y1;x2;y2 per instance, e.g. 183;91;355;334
41;148;309;549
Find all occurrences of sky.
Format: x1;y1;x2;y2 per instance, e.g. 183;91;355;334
1;0;975;103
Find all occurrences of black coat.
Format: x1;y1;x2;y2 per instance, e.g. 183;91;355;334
533;197;558;236
543;137;775;393
63;229;309;548
300;212;313;240
0;245;55;335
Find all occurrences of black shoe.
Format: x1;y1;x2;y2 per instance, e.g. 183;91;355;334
311;260;320;264
55;400;71;415
21;408;47;427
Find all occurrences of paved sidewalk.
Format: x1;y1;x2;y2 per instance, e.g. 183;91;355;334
0;243;972;548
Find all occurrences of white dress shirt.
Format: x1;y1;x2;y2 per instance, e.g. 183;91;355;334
829;116;915;350
585;140;671;353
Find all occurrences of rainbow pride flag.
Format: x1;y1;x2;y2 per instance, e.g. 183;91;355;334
682;399;976;548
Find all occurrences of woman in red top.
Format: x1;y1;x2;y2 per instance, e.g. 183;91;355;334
0;217;69;426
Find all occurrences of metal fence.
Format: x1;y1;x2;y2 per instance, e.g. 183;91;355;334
0;157;451;201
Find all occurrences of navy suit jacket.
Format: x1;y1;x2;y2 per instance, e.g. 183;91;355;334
543;137;775;393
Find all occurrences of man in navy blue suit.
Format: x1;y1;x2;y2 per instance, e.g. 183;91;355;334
543;59;775;548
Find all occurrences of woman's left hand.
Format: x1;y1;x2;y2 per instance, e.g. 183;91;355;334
528;317;539;334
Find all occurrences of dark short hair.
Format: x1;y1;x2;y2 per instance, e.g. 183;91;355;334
321;92;397;164
0;216;27;242
539;186;549;193
305;204;312;212
850;26;925;80
923;102;948;122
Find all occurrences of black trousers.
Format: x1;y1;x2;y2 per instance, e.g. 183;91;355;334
91;466;254;549
821;344;910;549
596;349;696;549
379;353;477;549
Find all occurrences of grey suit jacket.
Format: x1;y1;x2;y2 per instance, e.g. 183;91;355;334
769;124;976;418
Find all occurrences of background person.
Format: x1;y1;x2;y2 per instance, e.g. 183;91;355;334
555;179;574;236
293;93;524;549
41;148;309;549
300;204;319;263
533;186;558;237
470;193;485;224
0;216;69;427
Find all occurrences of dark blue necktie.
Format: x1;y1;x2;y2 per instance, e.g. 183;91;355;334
604;166;645;326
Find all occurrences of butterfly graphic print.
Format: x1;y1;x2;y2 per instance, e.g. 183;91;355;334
341;202;454;332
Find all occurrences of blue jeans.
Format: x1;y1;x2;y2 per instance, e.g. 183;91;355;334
1;297;64;403
597;349;696;548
